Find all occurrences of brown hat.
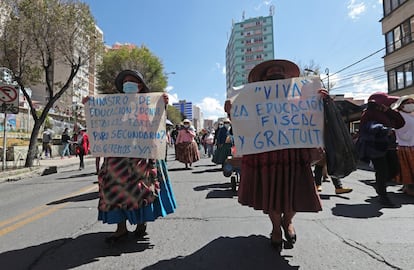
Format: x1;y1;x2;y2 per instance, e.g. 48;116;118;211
248;59;300;83
115;69;149;93
368;92;399;107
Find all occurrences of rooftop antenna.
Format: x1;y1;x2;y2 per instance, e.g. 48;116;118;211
242;11;245;20
269;5;275;16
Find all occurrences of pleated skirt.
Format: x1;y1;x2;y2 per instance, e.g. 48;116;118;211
395;146;414;185
175;141;200;164
238;148;322;214
98;159;176;224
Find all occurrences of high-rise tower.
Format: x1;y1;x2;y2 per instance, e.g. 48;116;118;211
225;10;275;97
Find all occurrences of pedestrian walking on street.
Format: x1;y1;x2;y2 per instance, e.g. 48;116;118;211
212;118;233;165
42;128;53;158
93;69;176;244
61;127;71;158
175;119;200;169
314;154;353;194
358;92;405;207
76;127;89;170
204;130;215;158
392;95;414;196
224;59;323;254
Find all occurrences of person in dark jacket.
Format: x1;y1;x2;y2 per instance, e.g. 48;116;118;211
359;92;405;207
61;127;71;158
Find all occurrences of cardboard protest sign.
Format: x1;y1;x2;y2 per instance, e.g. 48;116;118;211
85;92;166;159
229;76;324;156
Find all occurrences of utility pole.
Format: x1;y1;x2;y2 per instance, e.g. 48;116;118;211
325;68;330;92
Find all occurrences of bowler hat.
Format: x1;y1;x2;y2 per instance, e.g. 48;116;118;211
368;92;399;107
248;59;300;83
115;69;149;93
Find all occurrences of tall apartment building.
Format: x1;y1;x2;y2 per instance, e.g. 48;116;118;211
382;0;414;96
172;100;202;130
225;10;275;97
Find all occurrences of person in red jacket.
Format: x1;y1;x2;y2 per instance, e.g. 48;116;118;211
76;127;90;170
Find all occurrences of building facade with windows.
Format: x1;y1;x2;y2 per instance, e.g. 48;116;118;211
382;0;414;96
225;12;275;97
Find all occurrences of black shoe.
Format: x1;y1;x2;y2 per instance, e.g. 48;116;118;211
270;231;283;254
134;223;147;238
105;231;128;244
378;196;396;207
282;227;296;249
270;239;283;254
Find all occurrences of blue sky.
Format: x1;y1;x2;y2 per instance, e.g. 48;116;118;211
83;0;385;120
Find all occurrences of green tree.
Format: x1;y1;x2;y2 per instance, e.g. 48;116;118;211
0;0;102;167
97;46;167;93
166;105;183;125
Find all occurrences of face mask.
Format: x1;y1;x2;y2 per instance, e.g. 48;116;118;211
123;81;139;93
183;124;190;128
402;103;414;113
224;124;230;129
218;124;223;128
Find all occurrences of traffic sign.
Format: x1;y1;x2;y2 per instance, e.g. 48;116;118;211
0;83;19;114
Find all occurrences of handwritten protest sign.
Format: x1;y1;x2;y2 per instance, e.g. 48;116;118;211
229;76;324;156
85;92;166;159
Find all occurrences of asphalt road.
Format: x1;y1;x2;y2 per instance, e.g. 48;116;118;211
0;150;413;270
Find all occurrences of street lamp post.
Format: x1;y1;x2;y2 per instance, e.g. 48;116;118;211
325;68;330;92
304;68;317;76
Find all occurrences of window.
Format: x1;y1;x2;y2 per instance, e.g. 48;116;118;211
384;0;407;17
401;21;411;45
411;17;414;41
392;0;399;9
386;31;394;53
385;16;414;55
394;27;402;50
388;71;397;91
396;66;405;89
405;62;413;87
389;60;414;91
384;0;391;16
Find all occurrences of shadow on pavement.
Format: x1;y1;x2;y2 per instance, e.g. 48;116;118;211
331;191;413;219
0;232;152;270
47;191;99;205
193;164;217;168
331;203;384;218
191;168;222;174
142;235;299;270
194;182;236;199
319;194;352;201
168;167;193;172
193;183;231;191
56;172;97;179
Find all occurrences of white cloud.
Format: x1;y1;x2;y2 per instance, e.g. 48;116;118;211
196;97;226;120
332;73;387;102
254;0;273;11
347;0;366;20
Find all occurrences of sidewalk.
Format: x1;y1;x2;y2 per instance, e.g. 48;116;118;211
0;155;96;182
